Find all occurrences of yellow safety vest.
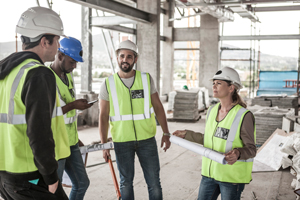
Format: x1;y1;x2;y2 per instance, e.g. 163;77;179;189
106;70;156;142
202;103;256;183
49;67;78;146
0;59;70;173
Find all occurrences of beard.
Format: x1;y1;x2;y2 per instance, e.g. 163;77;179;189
119;62;134;73
61;59;73;73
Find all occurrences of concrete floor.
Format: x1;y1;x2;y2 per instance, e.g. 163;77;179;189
0;106;295;200
63;117;297;200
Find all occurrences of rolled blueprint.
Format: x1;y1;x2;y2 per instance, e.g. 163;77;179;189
170;135;227;165
79;142;114;154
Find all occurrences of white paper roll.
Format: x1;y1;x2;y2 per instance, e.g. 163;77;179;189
170;135;227;165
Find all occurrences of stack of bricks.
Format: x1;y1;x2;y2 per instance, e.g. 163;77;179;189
173;89;199;120
249;107;294;146
251;96;298;109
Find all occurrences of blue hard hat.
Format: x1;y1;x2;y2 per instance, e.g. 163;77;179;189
58;37;84;62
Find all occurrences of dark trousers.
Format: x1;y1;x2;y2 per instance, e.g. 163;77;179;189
0;174;68;200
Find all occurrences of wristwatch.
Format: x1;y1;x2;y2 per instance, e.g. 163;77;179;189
163;133;171;137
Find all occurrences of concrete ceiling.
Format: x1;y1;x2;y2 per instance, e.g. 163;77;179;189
176;0;300;23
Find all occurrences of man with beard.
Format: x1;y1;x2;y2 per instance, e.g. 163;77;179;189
49;37;92;200
98;40;171;200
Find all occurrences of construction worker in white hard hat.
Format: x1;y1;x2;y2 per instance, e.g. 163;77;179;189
99;40;171;200
49;36;93;200
173;67;256;200
0;7;70;200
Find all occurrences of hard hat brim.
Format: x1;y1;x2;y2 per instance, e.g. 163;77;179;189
16;26;68;39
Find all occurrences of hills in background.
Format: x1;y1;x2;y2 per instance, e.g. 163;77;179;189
0;34;297;71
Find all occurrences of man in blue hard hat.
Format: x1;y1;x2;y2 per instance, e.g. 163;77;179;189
49;37;93;200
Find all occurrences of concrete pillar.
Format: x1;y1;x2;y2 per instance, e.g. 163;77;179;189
161;0;174;96
81;6;93;93
136;0;161;94
78;6;99;126
199;15;219;95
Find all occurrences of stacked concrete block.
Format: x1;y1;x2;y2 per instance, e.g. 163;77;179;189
252;107;294;146
168;87;210;115
173;89;199;120
252;96;298;109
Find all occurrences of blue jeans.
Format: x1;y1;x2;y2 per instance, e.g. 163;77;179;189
114;137;162;200
197;176;245;200
57;143;90;200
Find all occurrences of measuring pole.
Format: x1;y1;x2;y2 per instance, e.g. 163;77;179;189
108;159;121;199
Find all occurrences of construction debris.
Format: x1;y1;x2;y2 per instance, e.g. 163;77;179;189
253;129;291;172
272;130;300;199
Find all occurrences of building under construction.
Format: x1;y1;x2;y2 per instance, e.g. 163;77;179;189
2;0;300;199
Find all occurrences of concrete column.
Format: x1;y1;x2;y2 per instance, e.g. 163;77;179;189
161;0;174;96
78;6;98;126
136;0;161;94
81;6;93;93
199;15;219;95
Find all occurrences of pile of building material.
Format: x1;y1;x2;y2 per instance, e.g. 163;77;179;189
253;129;291;172
251;96;298;109
252;128;300;199
167;87;209;121
279;131;300;199
247;106;294;146
173;89;200;120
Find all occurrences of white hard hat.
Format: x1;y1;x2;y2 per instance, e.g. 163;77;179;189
116;40;138;55
16;7;67;39
211;67;243;89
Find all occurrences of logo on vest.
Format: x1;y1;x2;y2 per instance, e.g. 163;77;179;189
214;127;229;140
131;90;144;99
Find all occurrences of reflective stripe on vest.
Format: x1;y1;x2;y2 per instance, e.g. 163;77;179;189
225;107;253;162
0;62;63;125
206;104;216;120
55;85;76;124
206;104;253;163
108;73;153;122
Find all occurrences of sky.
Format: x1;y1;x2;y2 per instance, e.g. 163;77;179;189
0;0;82;42
1;0;300;58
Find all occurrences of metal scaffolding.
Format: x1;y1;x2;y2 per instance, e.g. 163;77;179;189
220;22;259;98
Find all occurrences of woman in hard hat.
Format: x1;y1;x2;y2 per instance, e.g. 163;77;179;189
173;67;256;200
